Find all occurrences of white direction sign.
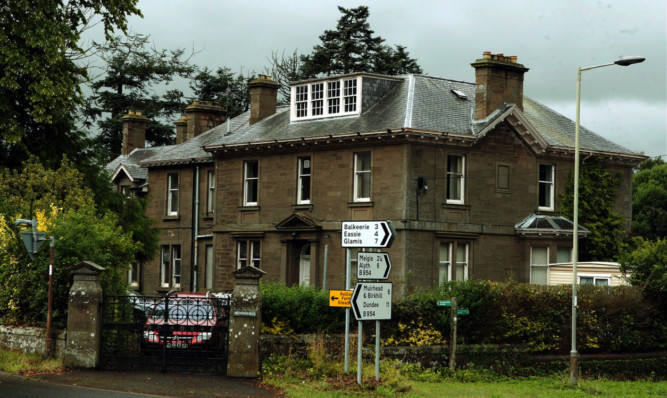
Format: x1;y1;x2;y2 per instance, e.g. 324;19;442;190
357;252;392;280
351;282;392;321
341;221;396;248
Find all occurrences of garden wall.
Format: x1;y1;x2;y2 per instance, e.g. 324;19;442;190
0;325;66;358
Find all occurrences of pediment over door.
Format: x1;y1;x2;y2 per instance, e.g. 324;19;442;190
275;212;321;232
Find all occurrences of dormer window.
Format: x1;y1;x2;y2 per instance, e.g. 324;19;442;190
291;76;361;121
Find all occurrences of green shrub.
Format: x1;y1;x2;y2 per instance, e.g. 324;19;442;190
260;283;345;334
260;281;666;355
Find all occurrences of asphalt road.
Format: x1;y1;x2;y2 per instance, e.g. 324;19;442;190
0;370;279;398
0;372;163;398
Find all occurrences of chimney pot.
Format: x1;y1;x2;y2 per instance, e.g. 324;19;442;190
471;52;529;119
248;75;279;126
181;100;226;143
120;111;148;155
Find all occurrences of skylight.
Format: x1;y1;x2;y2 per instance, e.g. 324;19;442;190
451;89;467;100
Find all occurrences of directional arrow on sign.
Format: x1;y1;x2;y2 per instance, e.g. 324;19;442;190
351;282;392;320
341;220;396;248
357;252;392;280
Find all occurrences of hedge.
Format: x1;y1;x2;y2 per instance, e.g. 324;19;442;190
260;281;666;354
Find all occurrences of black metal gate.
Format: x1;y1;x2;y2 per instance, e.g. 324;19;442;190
101;292;230;372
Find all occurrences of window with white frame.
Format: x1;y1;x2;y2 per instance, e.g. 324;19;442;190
439;242;470;284
297;157;311;204
530;246;549;285
446;154;465;204
205;244;214;290
538;164;554;210
291;77;360;120
311;83;324;116
206;170;215;214
243;160;259;206
344;79;357;112
237;240;261;269
354;152;371;202
295;85;308;117
557;246;572;263
328;81;340;114
167;173;179;216
160;245;181;288
579;275;610;286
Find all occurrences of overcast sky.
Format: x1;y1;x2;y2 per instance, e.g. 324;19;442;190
86;0;666;158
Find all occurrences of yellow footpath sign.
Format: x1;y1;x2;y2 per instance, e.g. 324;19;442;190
329;290;353;307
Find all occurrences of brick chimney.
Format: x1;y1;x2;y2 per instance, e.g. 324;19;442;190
248;75;279;126
183;101;226;142
120;110;148;155
471;52;529;120
174;115;187;144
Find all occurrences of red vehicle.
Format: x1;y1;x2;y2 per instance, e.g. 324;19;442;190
142;292;228;351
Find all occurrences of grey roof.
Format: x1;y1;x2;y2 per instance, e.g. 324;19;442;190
522;97;635;154
106;146;168;181
140;112;250;165
119;73;641;169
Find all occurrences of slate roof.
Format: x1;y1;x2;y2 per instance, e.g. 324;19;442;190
126;73;642;168
106;146;169;181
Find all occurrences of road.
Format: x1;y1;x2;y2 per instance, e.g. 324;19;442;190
0;372;165;398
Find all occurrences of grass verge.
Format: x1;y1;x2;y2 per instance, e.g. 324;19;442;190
0;347;64;375
261;336;667;397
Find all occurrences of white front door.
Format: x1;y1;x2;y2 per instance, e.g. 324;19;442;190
299;244;311;286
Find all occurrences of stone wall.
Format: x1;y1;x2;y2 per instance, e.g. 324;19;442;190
0;325;66;358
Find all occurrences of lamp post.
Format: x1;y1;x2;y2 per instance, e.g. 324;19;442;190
15;218;55;358
570;55;645;385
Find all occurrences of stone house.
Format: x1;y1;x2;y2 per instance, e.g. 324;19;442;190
107;52;645;296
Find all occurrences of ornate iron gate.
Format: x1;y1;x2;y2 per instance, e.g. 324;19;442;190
101;293;230;372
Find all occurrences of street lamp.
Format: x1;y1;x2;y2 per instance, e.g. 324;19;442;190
570;55;645;385
15;218;55;358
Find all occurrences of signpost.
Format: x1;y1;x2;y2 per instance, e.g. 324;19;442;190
357;252;391;280
340;220;396;384
341;221;396;248
436;297;471;370
329;290;352;308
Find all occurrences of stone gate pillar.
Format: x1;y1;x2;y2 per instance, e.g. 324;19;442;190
227;265;265;378
64;261;104;368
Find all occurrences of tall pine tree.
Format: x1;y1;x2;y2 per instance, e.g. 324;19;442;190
84;34;196;161
300;6;422;78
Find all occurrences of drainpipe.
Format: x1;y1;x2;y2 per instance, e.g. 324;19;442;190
193;165;200;291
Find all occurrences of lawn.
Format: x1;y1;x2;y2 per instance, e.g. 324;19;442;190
267;374;667;397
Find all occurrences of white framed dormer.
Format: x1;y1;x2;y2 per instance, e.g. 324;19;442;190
290;76;362;121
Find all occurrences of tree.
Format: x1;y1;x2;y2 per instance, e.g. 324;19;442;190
632;158;667;240
85;34;196;160
267;6;423;102
189;67;254;118
264;50;304;103
0;0;141;143
559;160;626;261
299;6;422;78
619;238;667;307
0;158;141;327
